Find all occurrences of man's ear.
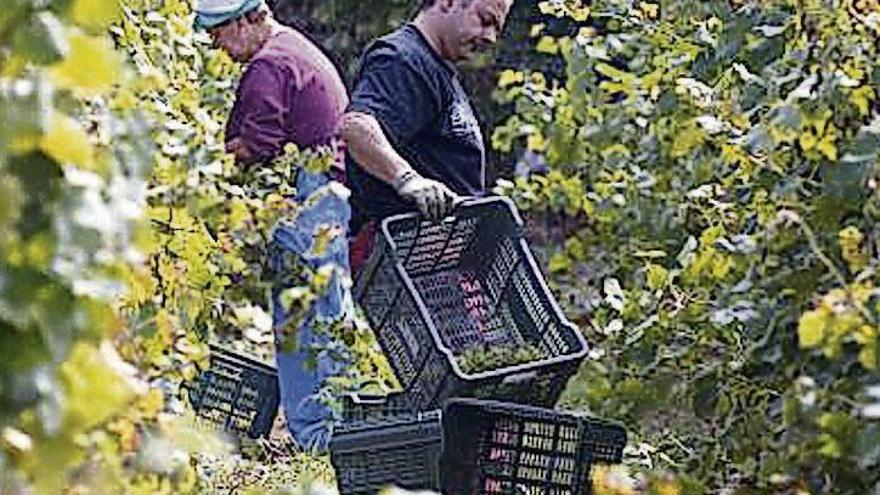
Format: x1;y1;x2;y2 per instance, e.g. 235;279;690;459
244;8;268;25
437;0;458;13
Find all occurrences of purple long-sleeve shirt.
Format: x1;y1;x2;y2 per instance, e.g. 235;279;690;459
226;28;349;163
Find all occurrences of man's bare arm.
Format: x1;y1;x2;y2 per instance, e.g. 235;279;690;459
338;110;459;219
338;111;414;185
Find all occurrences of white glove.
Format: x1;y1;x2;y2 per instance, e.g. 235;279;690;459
393;169;459;220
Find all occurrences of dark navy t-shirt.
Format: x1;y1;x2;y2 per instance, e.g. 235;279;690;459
346;24;486;229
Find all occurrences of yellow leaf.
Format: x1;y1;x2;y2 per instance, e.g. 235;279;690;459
538;1;555;15
1;54;27;77
50;34;121;96
70;0;121;30
602;143;631;158
498;69;524;87
798;309;828;349
527;132;547;152
817;432;842;458
530;72;547;90
850;86;875;116
571;6;590;21
711;254;734;280
639;2;659;19
530;23;545;38
859;346;877;370
227;198;251;230
770;124;799;145
656;481;681;495
816;135;837;161
577;26;597;39
855;324;876;344
17;429;82;495
799;132;818;151
536;36;559;54
599;80;627;93
829;311;862;338
61;342;135;431
310;224;342;256
138;388;166;418
549;252;572;273
40;112;97;170
112;87;138;111
857;325;877;369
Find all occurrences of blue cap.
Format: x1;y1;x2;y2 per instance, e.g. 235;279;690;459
193;0;264;30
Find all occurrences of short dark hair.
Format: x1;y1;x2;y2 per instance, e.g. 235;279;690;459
420;0;474;11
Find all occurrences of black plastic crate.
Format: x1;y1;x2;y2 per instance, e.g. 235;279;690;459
330;393;442;495
339;390;419;423
354;197;589;410
183;345;280;439
440;399;627;495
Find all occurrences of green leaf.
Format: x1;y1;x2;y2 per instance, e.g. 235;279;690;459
595;62;633;83
0;76;52;154
549;251;572;273
0;0;28;35
7;152;63;240
646;263;669;290
11;12;68;65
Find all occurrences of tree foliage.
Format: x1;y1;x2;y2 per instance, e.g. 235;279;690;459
2;0;389;493
5;0;880;493
496;0;880;492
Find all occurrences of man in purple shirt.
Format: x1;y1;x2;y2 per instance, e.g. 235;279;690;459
197;0;348;163
195;0;352;452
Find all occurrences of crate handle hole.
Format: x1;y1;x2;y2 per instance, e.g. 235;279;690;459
501;370;538;385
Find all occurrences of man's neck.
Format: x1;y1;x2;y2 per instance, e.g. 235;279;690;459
413;13;448;60
245;19;284;62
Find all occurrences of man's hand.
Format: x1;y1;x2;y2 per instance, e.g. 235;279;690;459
393;170;459;220
340;112;462;219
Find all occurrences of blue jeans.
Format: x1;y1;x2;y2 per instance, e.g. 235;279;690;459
267;168;353;452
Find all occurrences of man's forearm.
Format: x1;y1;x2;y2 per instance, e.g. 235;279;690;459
340;111;460;220
338;112;413;185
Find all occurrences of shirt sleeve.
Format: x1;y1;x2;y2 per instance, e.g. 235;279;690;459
348;47;442;146
231;59;291;163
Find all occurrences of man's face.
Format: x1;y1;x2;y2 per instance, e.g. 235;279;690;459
207;14;261;62
443;0;512;61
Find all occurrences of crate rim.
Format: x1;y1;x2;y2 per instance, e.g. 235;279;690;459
206;343;278;375
378;195;590;381
442;397;628;431
338;391;440;427
332;409;442;444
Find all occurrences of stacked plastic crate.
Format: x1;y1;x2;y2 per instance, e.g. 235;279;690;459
332;197;628;495
183;344;281;439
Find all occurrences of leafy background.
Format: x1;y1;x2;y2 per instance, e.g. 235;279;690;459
2;0;880;494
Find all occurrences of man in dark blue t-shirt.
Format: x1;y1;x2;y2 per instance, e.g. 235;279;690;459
340;0;514;272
